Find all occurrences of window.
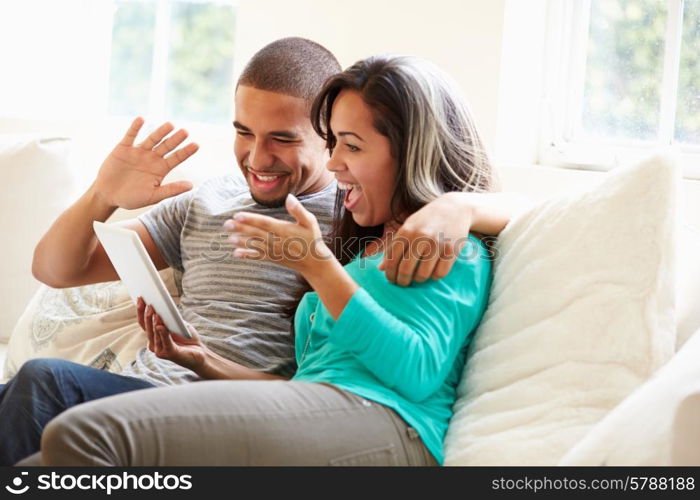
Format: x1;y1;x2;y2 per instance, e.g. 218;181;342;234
541;0;700;177
109;0;237;125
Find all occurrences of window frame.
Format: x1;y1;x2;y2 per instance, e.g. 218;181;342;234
539;0;700;179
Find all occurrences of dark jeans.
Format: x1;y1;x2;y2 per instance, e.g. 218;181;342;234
0;358;155;465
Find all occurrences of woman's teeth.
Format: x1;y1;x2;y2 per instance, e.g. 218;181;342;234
337;181;362;191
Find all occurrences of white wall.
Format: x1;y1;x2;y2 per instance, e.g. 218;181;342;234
0;1;113;120
494;0;548;166
233;0;507;153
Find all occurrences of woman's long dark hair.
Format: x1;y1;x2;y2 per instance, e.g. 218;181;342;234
310;55;496;265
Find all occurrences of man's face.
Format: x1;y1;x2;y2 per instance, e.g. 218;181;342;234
233;85;331;207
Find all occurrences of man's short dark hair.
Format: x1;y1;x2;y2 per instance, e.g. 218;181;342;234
237;37;341;105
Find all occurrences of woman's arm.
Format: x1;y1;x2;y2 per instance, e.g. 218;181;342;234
139;297;287;380
325;241;491;402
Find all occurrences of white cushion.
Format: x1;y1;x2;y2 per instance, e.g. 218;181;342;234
671;355;700;465
676;226;700;349
0;135;74;343
559;327;700;465
443;154;678;465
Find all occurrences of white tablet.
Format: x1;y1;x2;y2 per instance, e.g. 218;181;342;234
93;221;191;339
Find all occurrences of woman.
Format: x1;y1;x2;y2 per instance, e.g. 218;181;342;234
39;55;495;466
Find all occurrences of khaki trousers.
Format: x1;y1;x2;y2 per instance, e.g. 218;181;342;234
23;380;437;466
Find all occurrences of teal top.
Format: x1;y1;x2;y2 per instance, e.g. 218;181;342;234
292;234;493;464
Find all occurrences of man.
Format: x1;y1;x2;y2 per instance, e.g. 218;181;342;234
2;37;518;466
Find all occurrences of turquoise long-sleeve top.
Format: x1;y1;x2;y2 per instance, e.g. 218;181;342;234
292;234;493;464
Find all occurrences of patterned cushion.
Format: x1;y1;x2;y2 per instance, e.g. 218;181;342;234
2;268;179;382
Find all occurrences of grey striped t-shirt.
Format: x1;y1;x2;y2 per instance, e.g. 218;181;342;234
120;174;337;386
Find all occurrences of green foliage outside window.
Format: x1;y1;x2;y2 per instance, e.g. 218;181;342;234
167;2;236;123
109;1;157;117
582;0;699;144
582;0;667;141
108;0;235;125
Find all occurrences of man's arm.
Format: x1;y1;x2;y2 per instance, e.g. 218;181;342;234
32;118;198;288
32;190;167;288
380;191;535;286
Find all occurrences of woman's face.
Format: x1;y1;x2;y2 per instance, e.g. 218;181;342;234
327;90;398;227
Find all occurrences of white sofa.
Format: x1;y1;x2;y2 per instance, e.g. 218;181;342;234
1;128;699;465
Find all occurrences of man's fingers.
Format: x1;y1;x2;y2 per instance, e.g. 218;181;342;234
395;238;436;287
383;236;408;284
395;251;421;287
120;117;145;147
153;180;194;204
164;142;199;170
431;254;457;280
139;122;174;150
431;237;468;280
414;251;440;284
154;129;188;157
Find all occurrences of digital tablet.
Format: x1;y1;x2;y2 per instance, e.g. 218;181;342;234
93;221;191;339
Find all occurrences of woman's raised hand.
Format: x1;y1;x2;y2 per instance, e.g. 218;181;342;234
224;194;335;275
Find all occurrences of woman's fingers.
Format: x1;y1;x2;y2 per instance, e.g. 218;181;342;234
136;297;146;330
225;217;289;261
156;321;176;353
152;312;163;355
144;303;155;352
224;219;272;241
228;234;267;254
285;194;317;229
232;248;265;260
227;212;292;236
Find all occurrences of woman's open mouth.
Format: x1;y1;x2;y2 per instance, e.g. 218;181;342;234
338;180;363;210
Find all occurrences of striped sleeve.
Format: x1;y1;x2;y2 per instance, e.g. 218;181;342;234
137;190;195;272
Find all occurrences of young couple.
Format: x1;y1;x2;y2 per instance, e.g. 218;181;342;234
5;38;516;466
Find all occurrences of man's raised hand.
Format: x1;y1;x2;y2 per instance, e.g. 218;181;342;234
91;117;199;210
